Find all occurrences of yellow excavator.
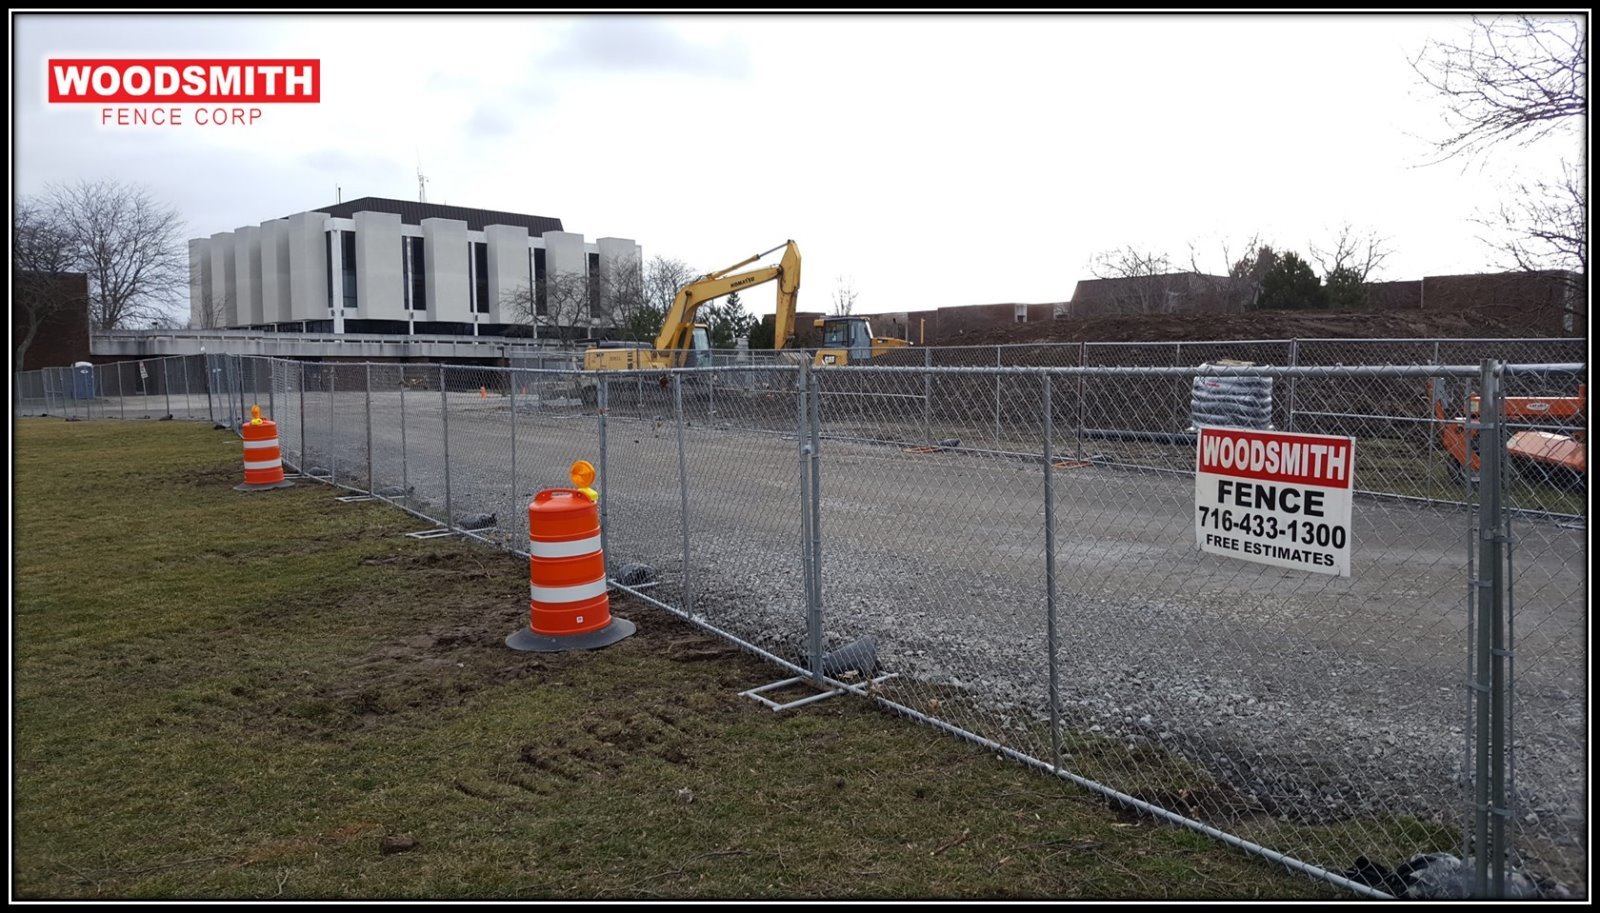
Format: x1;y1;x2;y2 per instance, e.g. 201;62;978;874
583;241;803;371
582;240;907;375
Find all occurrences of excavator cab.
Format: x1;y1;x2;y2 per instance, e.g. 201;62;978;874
681;325;712;368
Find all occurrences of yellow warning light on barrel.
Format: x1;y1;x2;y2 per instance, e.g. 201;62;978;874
570;460;595;488
250;404;263;426
570;460;598;501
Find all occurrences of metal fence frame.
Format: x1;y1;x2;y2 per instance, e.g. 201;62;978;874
12;344;1587;899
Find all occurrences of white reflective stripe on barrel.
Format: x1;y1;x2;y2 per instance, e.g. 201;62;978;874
528;534;603;559
243;438;280;450
530;577;609;603
244;458;283;471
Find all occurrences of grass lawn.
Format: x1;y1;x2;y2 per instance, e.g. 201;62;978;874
12;418;1347;899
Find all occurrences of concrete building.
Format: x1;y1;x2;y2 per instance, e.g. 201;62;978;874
187;197;642;338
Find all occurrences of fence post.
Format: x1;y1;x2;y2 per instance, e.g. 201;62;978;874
673;374;694;615
163;358;172;418
1043;373;1061;773
922;347;933;443
1485;359;1510;897
597;375;608;562
510;368;519;524
797;362;820;682
180;358;191;420
204;354;215;422
994;346;1002;446
1075;341;1087;462
441;365;453;530
1286;338;1299;432
298;364;307;473
1472;358;1509;897
364;363;374;494
328;365;338;486
115;363;125;420
236;356;247;431
268;359;276;424
806;362;825;685
399;368;409;501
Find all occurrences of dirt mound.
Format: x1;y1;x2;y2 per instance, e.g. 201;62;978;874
944;307;1551;347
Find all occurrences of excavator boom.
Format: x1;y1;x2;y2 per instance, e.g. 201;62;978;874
654;241;802;353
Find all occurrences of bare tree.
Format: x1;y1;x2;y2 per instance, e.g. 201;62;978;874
598;262;644;340
1086;246;1179;314
830;274;858;316
46;180;188;330
1090;246;1171;281
1484;161;1586;282
1185;234;1270;311
646;256;698;313
1309;224;1391;283
192;291;230;329
1414;16;1586;290
501;270;594;343
13;198;82;370
1412;15;1585;161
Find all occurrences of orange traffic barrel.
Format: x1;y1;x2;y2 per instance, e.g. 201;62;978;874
235;405;294;492
507;487;635;652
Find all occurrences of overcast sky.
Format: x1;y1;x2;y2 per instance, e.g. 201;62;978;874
13;12;1584;322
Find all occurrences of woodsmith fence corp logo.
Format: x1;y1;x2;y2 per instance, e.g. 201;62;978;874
48;59;320;126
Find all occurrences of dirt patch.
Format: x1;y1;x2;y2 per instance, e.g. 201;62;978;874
238;821;383;866
252;590;758;739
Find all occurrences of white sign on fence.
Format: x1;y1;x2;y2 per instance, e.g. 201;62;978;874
1194;426;1355;577
139;363;149;380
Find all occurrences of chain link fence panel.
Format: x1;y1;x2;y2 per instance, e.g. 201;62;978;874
1494;364;1586;891
12;343;1585;899
810;361;1584;898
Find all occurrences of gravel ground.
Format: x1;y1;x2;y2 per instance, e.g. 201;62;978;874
256;385;1590;892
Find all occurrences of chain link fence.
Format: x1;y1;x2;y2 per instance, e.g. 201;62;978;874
14;341;1586;899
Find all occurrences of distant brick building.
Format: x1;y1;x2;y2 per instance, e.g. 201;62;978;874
1066;273;1248;319
864;303;1063;344
13;271;91;370
1419;271;1582;336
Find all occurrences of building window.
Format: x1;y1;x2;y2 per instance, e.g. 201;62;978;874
587;251;601;319
474;241;490;314
324;231;334;310
533;248;547;316
404;236;426;311
341;231;357;310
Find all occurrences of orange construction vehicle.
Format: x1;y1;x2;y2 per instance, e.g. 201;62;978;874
1431;380;1586;489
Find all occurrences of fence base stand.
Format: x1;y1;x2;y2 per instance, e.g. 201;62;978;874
335;494;377;503
506;617;636;653
233;479;295;492
742;672;897;713
404;527;457;540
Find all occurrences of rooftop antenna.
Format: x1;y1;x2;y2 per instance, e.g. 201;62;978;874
336;184;342;204
416;150;429;204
